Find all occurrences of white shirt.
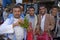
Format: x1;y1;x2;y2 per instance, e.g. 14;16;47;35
13;18;24;40
0;19;14;34
0;18;24;40
40;14;46;32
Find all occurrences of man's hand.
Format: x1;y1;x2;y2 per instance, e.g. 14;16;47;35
18;19;24;24
13;19;24;27
27;26;32;32
27;22;32;32
13;21;19;27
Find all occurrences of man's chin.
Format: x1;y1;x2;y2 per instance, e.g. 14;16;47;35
30;14;34;16
41;13;45;15
14;16;20;18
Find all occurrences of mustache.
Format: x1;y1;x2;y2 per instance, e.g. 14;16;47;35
15;14;20;15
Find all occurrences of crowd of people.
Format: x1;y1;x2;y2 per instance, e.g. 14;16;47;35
0;2;60;40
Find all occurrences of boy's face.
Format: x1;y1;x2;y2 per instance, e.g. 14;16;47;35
39;6;46;15
52;8;58;16
29;8;35;16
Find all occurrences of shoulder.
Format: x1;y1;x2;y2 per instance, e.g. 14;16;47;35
25;14;29;18
46;14;54;17
26;14;29;16
46;14;53;18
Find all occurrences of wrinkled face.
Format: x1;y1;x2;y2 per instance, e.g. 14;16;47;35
13;8;21;18
29;8;35;16
39;6;46;15
52;8;58;16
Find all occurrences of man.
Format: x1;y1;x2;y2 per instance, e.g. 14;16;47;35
8;4;25;18
26;7;37;40
51;6;60;40
0;6;24;40
35;5;55;36
26;7;37;32
51;6;58;17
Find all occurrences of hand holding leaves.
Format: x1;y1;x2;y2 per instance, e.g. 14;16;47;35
19;17;29;29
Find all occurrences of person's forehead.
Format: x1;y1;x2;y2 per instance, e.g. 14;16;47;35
13;8;20;10
29;8;34;10
39;6;45;9
52;8;58;10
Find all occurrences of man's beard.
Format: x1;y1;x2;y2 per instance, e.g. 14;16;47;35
14;16;20;19
41;12;45;15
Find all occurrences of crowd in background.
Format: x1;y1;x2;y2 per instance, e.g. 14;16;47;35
0;0;60;40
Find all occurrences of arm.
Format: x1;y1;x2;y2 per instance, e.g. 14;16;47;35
0;19;14;34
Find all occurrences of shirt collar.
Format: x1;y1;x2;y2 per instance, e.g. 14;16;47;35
29;15;35;18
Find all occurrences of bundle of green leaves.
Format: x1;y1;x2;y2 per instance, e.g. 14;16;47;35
19;17;29;29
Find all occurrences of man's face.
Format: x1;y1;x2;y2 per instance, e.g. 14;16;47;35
52;8;58;16
39;6;46;15
29;8;35;16
13;8;21;18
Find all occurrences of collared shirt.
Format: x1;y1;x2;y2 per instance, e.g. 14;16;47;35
13;18;24;40
0;16;24;40
29;15;35;29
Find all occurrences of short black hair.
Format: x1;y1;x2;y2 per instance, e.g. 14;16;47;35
16;3;24;11
13;5;21;10
12;5;21;12
52;5;58;9
39;4;46;8
16;3;24;7
16;3;23;6
29;6;35;10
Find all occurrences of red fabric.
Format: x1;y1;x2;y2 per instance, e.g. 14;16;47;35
37;32;53;40
27;31;33;40
27;23;33;40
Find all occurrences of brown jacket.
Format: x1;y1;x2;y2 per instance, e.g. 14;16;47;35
35;14;55;34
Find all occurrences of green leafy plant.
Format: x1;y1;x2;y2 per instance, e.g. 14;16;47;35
19;17;29;29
